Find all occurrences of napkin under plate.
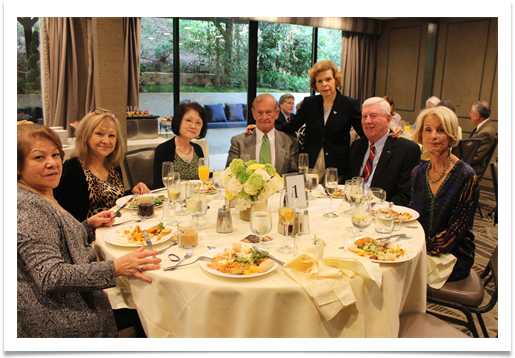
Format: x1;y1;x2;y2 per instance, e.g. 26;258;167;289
283;241;383;320
426;253;457;289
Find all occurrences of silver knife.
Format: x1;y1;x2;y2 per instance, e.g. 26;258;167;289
142;231;156;258
252;246;285;267
375;233;406;243
113;195;133;218
150;187;167;194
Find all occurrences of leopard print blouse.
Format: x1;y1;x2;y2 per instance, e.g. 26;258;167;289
83;164;124;218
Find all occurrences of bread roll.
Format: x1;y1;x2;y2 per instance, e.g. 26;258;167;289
232;243;242;252
258;258;274;273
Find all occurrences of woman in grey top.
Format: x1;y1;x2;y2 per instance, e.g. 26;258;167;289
17;123;161;338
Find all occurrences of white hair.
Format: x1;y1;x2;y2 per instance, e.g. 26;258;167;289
426;96;440;108
362;97;391;116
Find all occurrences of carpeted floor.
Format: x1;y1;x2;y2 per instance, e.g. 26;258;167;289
426;190;498;338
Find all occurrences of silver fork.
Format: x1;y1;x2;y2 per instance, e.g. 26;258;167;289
163;248;194;271
169;256;212;270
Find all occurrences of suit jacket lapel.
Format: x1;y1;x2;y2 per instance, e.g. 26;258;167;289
313;96;326;135
274;131;286;173
371;137;395;187
353;138;369;176
245;133;257;160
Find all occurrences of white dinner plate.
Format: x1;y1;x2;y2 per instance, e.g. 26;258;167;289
116;194;165;209
391;205;419;222
199;246;279;278
104;222;174;247
341;236;418;263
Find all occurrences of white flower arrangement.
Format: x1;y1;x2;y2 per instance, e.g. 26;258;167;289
221;158;283;211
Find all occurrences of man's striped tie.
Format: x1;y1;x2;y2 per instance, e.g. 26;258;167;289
361;143;375;181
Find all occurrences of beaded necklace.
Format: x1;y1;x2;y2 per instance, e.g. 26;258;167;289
426;155;452;184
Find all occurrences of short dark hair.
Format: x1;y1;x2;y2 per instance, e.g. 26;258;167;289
171;100;208;139
473;101;491;120
279;94;294;105
437;100;456;113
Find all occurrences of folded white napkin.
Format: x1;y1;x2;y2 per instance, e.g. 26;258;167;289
426;253;457;289
282;241;383;320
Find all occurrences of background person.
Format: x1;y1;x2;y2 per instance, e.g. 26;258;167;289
17;123;161;337
468;100;497;174
410;107;479;282
152;100;207;188
54;109;149;222
383;95;402;126
275;93;296;132
346;97;420;206
226;94;298;175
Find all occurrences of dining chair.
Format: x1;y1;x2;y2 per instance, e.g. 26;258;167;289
426;245;498;338
398;312;470;338
476;136;498;218
123;147;156;189
451;138;482;166
486;157;498;225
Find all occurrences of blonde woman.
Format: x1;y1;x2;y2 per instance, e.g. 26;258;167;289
411;106;479;282
54;109;149;222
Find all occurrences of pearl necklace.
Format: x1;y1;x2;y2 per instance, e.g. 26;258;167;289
426;156;452;184
177;144;192;163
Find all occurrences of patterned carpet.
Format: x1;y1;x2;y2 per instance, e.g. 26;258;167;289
426;190;498;338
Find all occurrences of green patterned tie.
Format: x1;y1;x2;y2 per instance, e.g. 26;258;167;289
259;133;272;164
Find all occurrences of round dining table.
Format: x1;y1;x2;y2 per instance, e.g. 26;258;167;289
95;190;427;338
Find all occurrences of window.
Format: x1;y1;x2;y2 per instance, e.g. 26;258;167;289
17;17;40;94
317;27;342;67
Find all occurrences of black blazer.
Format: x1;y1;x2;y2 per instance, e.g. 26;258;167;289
275;111;294;132
152;138;204;189
346;136;421;206
279;91;364;177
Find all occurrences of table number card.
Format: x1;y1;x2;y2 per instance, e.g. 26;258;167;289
283;172;308;209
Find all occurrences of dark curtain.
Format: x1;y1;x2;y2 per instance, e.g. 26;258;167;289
124;17;141;108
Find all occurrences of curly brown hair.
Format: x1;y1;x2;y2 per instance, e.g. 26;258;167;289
308;60;343;92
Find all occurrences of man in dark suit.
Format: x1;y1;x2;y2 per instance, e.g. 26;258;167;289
275;93;295;132
469;101;497;175
346;97;420;206
226;94;298;175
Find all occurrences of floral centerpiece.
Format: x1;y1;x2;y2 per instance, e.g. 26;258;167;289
221;158;283;212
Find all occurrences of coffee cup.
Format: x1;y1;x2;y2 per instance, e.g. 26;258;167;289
374;203;401;234
131;195;155;219
178;221;198;249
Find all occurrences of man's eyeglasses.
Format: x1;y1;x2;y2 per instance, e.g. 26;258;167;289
91;109;117;118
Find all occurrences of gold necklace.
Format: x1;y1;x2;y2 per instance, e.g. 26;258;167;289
177;144;192;163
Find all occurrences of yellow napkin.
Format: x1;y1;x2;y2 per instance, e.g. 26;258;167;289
282;241;383;321
427;253;457;289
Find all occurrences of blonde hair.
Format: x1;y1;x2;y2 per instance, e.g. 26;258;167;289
413;107;460;147
17;123;65;180
73;109;125;169
308;60;343;91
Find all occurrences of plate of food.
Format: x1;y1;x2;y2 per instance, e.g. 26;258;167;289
372;205;419;222
199;243;279;278
104;222;174;247
341;236;418;263
190;181;218;195
116;194;166;209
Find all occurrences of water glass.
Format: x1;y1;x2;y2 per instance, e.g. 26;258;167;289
343;179;353;215
351;201;373;234
298;153;309;173
250;205;272;249
369;187;386;203
305;169;319;200
175;181;190;216
212;169;224;199
162;161;174;188
323;167;339;218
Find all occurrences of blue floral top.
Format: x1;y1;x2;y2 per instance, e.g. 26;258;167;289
410;160;479;281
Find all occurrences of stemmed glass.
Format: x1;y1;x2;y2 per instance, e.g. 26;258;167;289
160;162;174;223
342;179;354;215
323;167;339;218
198;158;209;190
250;205;272;249
298;153;309;173
175;181;190;216
369;188;386;204
277;190;295;254
346;177;365;231
305;168;319;200
351;201;373;236
162;161;174;188
186;182;201;220
163;171;180;225
212;169;224;199
193;192;208;230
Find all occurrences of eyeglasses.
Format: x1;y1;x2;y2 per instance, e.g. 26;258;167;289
185;118;203;128
91;109;117;118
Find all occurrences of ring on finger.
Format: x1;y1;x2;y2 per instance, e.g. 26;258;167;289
138;264;143;272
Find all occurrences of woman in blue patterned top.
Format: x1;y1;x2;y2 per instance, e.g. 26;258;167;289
410;106;479;282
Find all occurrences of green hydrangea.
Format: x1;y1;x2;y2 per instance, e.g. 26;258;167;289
229;159;245;174
247;173;263;190
264;164;276;177
245;168;254;177
247;160;257;166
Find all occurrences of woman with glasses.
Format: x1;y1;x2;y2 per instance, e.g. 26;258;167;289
54;109;150;222
151;100;208;189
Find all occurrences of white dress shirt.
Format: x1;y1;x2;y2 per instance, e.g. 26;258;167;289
255;128;276;166
360;130;390;191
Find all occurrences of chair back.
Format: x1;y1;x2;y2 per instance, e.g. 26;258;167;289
123;147;155;189
451;139;482;166
490;157;498;204
477;136;498;182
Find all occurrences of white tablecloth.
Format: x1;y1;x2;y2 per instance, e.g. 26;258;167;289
95;192;427;338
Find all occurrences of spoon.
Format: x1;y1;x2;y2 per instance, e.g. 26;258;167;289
168;256;212;270
163;248;194;271
207;245;216;251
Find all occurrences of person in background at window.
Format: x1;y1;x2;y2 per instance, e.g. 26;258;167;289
468;100;497;175
383;95;402;126
152;101;207;189
17;123;161;337
54;109;149;222
410;106;478;282
275;93;296;132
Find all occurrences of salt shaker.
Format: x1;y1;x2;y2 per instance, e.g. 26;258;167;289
216;205;233;233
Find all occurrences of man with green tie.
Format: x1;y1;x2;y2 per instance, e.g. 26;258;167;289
226;94;299;175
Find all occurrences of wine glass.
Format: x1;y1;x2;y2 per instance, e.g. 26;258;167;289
342;179;353;215
346;177;365;231
369;188;386;204
323;167;338;218
193;193;208;230
162;161;174;187
164;171;180;225
298;153;309;173
198;157;209;190
305;168;319;200
174;180;190;216
351;201;373;236
185;182;201;220
250;205;272;249
277;190;295;254
212;169;224;199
